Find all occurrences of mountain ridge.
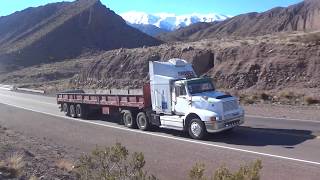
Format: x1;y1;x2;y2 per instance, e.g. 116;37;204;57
0;0;161;73
158;0;320;42
121;11;229;32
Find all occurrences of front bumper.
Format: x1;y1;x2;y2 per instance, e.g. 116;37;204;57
205;115;244;133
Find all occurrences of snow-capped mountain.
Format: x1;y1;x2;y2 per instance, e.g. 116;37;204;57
121;11;230;31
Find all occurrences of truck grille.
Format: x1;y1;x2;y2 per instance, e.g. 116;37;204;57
223;100;238;113
224;120;240;127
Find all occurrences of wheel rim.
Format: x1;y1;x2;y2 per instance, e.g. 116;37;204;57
190;122;202;137
125;114;132;126
70;106;75;116
63;104;68;113
138;116;146;128
76;106;81;117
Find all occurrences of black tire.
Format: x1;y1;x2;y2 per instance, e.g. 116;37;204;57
69;104;77;118
188;118;207;140
122;110;136;128
136;112;150;131
76;104;87;119
63;103;69;116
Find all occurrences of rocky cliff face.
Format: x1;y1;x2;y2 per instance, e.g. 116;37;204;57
0;0;161;73
159;0;320;42
210;42;320;90
69;34;320;91
73;46;215;89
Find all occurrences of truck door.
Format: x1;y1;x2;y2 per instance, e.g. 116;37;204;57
174;84;189;115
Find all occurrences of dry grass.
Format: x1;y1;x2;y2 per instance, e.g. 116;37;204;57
260;92;271;101
189;160;263;180
0;153;25;178
290;31;320;44
279;91;297;100
304;96;320;105
8;153;25;176
240;94;259;104
238;90;320;106
29;175;38;180
56;159;74;172
0;160;5;168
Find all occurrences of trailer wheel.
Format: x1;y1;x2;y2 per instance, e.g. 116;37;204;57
63;103;69;116
76;104;87;119
69;104;77;118
122;110;136;128
136;112;150;131
188;118;207;140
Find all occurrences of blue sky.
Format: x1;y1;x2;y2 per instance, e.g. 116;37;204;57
0;0;303;17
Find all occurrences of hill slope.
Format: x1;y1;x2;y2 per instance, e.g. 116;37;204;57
159;0;320;42
0;0;161;73
129;23;169;36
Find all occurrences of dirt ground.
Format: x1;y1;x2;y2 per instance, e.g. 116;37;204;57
244;104;320;121
0;125;77;179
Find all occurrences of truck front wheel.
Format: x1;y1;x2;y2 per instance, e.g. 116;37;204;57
122;110;136;129
188;119;207;140
136;112;150;131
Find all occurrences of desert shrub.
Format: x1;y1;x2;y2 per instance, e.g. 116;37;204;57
56;159;74;172
280;91;296;99
189;160;262;180
29;175;38;180
75;143;157;180
0;153;25;178
189;163;206;180
291;32;320;44
260;92;271;101
304;96;320;105
240;94;258;105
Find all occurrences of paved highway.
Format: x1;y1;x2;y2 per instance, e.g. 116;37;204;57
0;89;319;179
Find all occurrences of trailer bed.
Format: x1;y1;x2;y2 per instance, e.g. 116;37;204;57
57;85;151;109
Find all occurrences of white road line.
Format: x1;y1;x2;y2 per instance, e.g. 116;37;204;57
1;101;320;166
246;115;320;123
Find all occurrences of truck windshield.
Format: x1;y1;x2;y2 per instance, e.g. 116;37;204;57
187;79;215;94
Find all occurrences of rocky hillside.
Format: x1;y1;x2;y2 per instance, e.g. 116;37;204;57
0;0;161;73
158;0;320;42
2;32;319;95
72;33;320;91
73;46;215;89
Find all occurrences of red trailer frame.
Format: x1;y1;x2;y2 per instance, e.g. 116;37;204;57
57;84;152;115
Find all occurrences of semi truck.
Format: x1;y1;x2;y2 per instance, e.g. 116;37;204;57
57;59;244;139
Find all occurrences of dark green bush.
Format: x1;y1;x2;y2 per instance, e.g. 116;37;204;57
75;143;157;180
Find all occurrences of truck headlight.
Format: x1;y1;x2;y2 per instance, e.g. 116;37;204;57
210;117;217;122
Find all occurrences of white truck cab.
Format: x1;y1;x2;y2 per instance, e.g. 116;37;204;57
149;59;244;139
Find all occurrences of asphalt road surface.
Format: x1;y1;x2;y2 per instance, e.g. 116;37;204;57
0;89;320;179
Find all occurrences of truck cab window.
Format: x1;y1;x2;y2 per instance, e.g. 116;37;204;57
176;85;186;97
